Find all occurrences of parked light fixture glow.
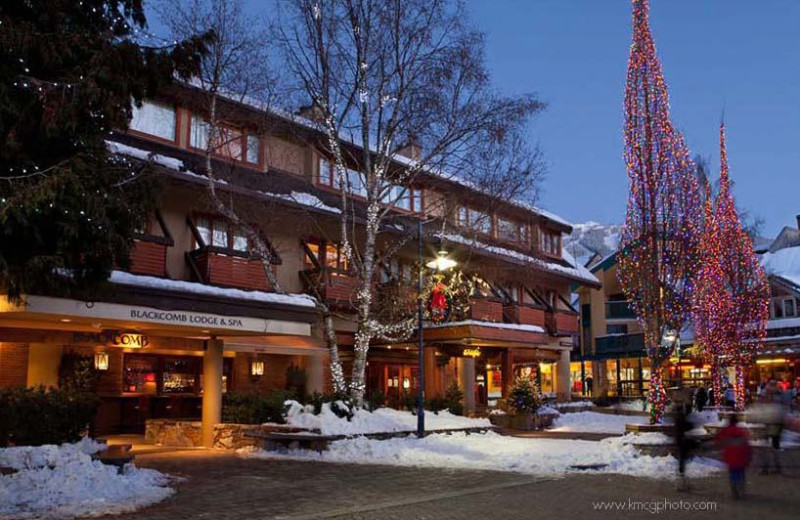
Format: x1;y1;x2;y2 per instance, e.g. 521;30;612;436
756;358;787;365
94;353;109;371
426;250;457;271
251;360;265;376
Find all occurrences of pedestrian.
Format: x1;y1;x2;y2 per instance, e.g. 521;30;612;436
758;382;786;474
708;386;715;407
724;384;736;408
585;375;593;397
695;385;708;412
715;414;752;499
674;402;695;491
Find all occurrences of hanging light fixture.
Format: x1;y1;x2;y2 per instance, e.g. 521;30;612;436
251;360;265;376
426;250;457;271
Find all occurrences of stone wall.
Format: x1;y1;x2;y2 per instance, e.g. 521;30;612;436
145;419;306;449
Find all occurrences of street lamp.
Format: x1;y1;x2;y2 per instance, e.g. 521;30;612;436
417;220;457;438
662;327;681;388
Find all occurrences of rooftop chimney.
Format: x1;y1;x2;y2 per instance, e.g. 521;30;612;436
297;103;325;124
397;137;422;161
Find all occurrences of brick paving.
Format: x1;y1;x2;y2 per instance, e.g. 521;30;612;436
112;449;800;520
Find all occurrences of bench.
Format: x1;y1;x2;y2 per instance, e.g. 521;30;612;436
251;432;343;453
93;444;135;472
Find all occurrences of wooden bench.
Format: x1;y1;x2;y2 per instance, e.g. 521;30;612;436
93;444;135;472
250;432;343;453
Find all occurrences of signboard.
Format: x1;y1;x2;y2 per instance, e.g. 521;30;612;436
462;347;481;358
109;332;149;348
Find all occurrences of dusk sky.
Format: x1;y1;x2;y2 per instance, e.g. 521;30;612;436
153;0;800;236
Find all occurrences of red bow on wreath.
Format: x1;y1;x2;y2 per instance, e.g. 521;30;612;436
429;283;450;323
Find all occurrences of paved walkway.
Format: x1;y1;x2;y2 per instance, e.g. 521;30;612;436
110;448;800;520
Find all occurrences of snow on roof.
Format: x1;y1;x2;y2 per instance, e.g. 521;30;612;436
424;320;545;333
109;271;318;308
760;246;800;289
106;140;340;215
441;233;599;286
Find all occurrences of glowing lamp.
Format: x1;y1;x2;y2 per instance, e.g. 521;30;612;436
251;360;265;376
426;250;457;271
94;353;109;371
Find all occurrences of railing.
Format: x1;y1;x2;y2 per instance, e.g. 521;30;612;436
545;309;579;336
188;248;272;291
129;238;169;277
300;267;361;304
469;297;504;322
594;333;645;358
605;300;637;320
503;304;546;327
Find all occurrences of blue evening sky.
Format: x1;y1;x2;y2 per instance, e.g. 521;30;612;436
465;0;800;235
149;1;800;236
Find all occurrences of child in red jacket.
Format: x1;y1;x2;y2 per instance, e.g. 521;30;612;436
715;415;752;498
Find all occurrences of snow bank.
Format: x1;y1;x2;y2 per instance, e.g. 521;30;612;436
551;411;648;434
282;401;491;436
241;431;722;479
0;439;175;519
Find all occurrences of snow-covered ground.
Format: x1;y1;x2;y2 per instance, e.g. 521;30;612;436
551;411;649;434
282;401;491;436
0;439;175;520
240;431;723;479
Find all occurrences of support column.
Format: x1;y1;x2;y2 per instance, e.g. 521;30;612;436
202;339;224;448
307;354;325;394
457;356;476;415
501;349;515;399
556;349;571;402
423;346;438;398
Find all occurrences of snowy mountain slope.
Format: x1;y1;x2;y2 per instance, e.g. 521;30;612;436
563;221;623;268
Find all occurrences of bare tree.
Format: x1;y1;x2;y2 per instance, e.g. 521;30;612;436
277;0;545;402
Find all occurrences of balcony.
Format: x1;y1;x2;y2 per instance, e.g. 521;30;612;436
503;304;546;327
605;300;637;320
546;309;579;336
469;297;504;322
187;248;273;291
300;268;361;305
129;238;169;277
594;333;645;359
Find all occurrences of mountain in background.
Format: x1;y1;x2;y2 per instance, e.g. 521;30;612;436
563;221;623;268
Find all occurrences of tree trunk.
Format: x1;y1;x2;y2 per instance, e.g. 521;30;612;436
648;360;666;424
734;364;746;411
322;309;346;394
711;359;724;408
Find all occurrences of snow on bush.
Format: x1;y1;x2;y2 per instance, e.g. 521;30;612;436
282;400;491;436
241;431;723;479
0;439;175;519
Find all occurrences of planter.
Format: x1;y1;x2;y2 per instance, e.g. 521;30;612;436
505;411;558;431
144;419;311;449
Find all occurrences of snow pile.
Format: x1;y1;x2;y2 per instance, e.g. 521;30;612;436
614;399;649;412
241;431;722;479
282;401;491;436
555;401;595;409
760;246;800;288
109;270;317;308
0;439;175;520
551;411;648;434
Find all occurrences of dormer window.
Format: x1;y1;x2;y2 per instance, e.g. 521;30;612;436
318;159;367;197
540;229;561;256
457;206;491;234
497;218;527;243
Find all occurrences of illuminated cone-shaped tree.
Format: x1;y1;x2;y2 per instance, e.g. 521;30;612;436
693;184;733;404
714;124;770;410
618;0;702;423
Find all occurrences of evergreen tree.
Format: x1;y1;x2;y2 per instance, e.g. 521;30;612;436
0;1;210;299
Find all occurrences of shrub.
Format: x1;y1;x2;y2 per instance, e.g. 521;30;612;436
425;395;446;415
365;390;385;412
0;386;98;447
444;383;464;416
58;352;98;392
222;391;290;425
402;392;418;415
507;377;542;415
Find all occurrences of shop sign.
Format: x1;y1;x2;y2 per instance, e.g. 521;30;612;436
109;332;149;348
462;347;481;358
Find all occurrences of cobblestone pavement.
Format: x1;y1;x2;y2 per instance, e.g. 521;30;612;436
113;449;800;520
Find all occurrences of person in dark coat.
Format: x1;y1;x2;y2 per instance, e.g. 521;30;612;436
674;402;695;491
695;386;708;412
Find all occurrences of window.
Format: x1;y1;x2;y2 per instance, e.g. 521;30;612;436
123;354;233;395
190;115;244;161
457;206;491;234
773;299;784;319
305;239;349;273
194;216;248;252
540;229;561;255
784;298;796;318
497;218;519;242
606;324;628;335
246;135;260;164
318;159;367;197
129;101;175;141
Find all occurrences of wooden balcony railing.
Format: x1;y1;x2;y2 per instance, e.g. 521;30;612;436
129;238;169;277
503;304;546;328
469;297;504;322
300;267;361;304
187;248;273;292
546;309;579;336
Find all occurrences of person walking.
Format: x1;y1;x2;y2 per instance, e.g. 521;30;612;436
695;385;708;412
724;384;736;408
759;381;786;474
674;403;696;491
715;414;752;499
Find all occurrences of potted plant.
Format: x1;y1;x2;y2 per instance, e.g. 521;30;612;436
506;376;544;430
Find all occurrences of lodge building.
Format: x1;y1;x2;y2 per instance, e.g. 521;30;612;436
0;83;600;445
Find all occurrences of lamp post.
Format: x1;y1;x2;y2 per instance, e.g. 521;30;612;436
417;220;457;438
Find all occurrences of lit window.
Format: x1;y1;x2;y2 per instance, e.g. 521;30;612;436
129;101;176;141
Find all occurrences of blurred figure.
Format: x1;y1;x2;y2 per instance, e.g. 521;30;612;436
708;386;715;407
715;414;752;499
757;381;767;399
673;400;695;491
695;385;708;412
724;384;736;408
757;380;786;474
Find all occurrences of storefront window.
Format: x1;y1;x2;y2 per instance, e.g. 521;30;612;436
123;354;232;395
123;355;158;395
162;357;199;394
539;362;555;394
